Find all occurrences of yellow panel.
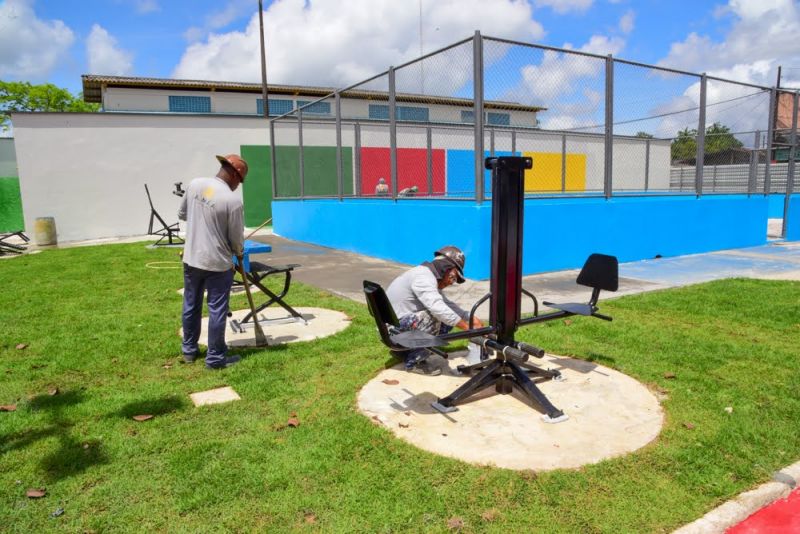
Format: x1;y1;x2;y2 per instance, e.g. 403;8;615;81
522;151;587;192
523;152;561;192
564;153;586;191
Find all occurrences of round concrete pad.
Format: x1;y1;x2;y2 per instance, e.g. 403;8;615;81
358;351;663;471
185;307;350;347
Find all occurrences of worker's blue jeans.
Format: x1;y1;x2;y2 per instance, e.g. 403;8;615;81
182;264;235;367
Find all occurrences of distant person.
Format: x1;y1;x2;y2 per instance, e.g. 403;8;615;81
375;177;389;196
398;185;418;197
386;246;483;375
179;154;248;370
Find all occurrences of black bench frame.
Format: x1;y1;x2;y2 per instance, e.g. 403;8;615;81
144;184;184;246
230;261;304;332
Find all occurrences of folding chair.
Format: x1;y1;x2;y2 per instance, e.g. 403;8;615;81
230;261;305;331
144;184;184;246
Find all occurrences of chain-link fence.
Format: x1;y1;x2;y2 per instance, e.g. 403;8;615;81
270;32;798;205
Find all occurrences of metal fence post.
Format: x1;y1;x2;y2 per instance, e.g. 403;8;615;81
298;109;305;198
781;91;798;238
748;130;760;195
764;87;777;195
269;119;278;199
490;128;495;156
426;126;433;195
389;66;398;199
695;73;707;197
604;55;613;199
473;30;485;203
511;130;516;155
644;138;651;192
561;133;567;193
335;92;343;200
354;122;362;196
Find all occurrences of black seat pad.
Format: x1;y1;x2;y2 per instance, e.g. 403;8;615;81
389;330;449;349
542;301;594;316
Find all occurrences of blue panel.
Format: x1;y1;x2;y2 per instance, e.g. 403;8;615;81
487;112;510;126
169;95;210;113
297;100;331;115
369;104;429;121
274;195;770;279
768;193;787;218
368;104;389;120
257;99;293;116
446;150;517;198
787;195;800;241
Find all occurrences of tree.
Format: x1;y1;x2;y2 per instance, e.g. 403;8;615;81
635;131;654;138
670;122;744;162
0;81;99;132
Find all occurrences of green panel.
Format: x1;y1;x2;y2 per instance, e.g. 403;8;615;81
240;145;355;225
274;146;354;198
302;147;354;196
240;145;272;226
0;177;23;232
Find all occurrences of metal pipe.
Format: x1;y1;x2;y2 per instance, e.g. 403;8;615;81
354;122;362;196
782;91;798;238
765;87;777;195
335;92;343;200
426;126;433;195
298;109;304;198
604;54;613;199
695;73;708;197
644;138;650;191
561;133;567;193
474;30;485;203
389;67;398;199
269;119;278;199
258;0;269;118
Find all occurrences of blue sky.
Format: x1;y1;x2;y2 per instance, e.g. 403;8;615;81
1;0;798;137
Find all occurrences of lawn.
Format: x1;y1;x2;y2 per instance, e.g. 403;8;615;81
1;242;799;533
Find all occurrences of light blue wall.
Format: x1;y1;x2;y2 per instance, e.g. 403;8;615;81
787;195;800;241
273;194;769;279
768;193;787;218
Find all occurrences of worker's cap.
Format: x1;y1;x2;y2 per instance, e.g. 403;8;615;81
216;154;249;182
434;245;466;283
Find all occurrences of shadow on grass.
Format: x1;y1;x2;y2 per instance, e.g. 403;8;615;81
1;390;112;482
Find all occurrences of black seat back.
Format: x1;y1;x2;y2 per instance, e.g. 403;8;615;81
363;280;400;349
144;184;171;231
576;253;619;292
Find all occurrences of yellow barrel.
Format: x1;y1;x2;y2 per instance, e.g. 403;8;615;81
33;217;57;246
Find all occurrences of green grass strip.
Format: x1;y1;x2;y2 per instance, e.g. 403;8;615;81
0;243;798;532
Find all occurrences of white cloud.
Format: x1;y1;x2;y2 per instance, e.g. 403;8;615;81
87;24;134;76
0;0;74;78
172;0;543;91
659;0;800;86
184;0;271;43
619;9;634;33
503;33;624;130
533;0;594;14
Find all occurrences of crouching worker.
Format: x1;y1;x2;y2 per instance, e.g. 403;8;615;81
386;246;483;375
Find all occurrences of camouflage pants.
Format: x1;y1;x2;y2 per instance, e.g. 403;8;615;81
395;311;452;369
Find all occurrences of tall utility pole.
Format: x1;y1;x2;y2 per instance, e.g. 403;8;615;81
258;0;269;117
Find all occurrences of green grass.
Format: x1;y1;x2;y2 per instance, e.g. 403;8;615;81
0;177;24;233
1;243;799;533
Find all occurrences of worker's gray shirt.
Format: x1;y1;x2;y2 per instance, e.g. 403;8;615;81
386;265;468;327
178;176;244;272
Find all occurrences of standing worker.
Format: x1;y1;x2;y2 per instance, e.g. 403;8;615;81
179;154;248;369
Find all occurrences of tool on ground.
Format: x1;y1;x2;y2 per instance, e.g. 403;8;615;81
237;254;269;346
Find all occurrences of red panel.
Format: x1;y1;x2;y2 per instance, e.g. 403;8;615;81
360;147;445;195
726;488;800;534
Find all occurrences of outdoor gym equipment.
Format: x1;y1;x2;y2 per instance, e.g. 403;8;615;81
144;183;184;246
364;156;618;422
